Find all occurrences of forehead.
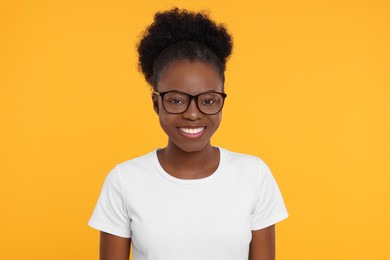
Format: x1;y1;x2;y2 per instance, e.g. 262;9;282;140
156;60;223;94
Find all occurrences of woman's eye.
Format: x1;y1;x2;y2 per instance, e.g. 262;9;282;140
168;98;184;105
202;99;216;105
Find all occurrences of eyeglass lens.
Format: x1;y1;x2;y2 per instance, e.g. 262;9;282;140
162;91;225;114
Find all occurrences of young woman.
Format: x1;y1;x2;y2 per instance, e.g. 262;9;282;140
88;8;288;260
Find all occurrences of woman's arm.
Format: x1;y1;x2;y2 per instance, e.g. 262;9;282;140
100;231;131;260
249;225;275;260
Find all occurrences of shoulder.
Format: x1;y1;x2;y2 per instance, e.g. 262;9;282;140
221;147;267;168
100;150;160;195
115;150;156;170
107;150;158;182
221;148;272;184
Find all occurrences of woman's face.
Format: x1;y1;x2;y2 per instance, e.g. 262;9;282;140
154;60;224;153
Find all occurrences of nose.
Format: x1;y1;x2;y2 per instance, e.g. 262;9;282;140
182;98;202;120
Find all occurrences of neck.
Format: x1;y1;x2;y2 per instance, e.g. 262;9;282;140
157;141;219;179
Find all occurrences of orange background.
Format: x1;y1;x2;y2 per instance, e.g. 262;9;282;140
1;1;389;259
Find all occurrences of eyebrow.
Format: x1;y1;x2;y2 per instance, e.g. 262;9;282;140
159;89;223;95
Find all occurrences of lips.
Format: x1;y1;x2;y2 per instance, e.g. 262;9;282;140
178;127;206;137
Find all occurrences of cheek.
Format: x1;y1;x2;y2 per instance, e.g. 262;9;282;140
209;114;223;132
158;114;175;134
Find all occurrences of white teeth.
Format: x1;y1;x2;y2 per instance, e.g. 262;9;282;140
179;127;205;134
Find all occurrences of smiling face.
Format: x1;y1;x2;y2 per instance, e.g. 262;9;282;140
154;60;224;153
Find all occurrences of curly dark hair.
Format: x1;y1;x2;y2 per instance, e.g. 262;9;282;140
137;8;233;88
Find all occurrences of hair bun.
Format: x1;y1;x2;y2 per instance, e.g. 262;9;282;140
137;8;233;84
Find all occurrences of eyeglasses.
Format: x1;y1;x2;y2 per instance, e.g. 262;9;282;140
153;90;227;115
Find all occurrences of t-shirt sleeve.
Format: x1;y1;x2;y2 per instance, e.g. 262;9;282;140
251;158;288;230
88;166;131;238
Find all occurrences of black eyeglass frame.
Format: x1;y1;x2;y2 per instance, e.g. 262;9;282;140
153;90;227;115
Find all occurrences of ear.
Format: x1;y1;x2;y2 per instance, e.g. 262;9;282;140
152;94;159;114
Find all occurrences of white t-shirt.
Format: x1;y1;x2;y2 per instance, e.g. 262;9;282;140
88;147;288;260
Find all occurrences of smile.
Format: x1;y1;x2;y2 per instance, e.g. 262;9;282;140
178;127;206;134
178;127;206;138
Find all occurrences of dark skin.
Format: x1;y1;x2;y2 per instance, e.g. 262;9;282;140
154;60;223;180
99;60;276;260
249;225;276;260
100;232;131;260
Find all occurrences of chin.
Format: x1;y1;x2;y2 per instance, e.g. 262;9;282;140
171;140;211;154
